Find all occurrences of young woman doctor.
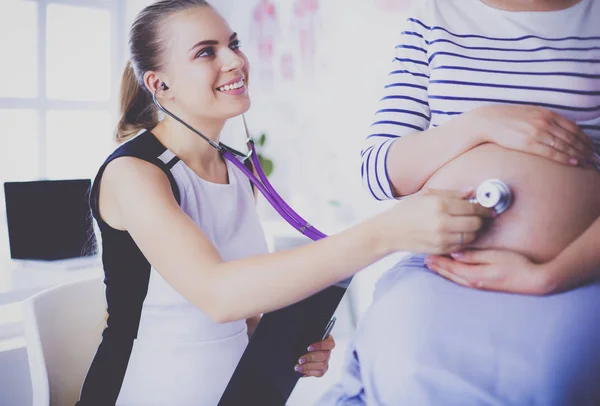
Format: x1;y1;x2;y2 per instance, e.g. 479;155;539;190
76;1;494;405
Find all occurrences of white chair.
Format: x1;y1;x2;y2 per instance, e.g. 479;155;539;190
23;277;106;406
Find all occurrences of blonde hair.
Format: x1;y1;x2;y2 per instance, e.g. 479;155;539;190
115;0;210;142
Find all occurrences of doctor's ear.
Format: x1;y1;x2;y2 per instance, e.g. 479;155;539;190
143;71;170;94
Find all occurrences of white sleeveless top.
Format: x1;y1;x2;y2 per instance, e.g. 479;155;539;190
116;149;269;406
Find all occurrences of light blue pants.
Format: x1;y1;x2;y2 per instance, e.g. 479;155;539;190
317;255;600;406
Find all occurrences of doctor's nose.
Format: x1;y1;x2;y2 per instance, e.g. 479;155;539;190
221;50;245;72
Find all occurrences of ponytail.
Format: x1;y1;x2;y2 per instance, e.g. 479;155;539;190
116;1;211;142
115;61;158;143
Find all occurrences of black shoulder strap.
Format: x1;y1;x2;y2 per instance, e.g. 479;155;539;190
243;158;256;194
89;132;181;227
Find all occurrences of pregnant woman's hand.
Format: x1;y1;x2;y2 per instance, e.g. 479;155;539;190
424;249;556;295
383;188;495;255
467;104;596;166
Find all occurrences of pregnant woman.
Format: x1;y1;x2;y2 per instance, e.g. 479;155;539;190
320;0;600;404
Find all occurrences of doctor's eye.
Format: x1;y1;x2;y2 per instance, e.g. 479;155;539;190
195;47;216;59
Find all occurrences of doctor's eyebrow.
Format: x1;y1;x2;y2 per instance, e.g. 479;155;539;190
189;32;238;51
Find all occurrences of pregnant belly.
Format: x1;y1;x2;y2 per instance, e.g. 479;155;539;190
424;143;600;263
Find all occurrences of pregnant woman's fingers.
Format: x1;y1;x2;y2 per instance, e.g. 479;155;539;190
545;134;587;164
449;250;497;264
425;253;500;289
529;140;577;166
548;123;591;159
552;113;595;150
427;266;472;288
425;250;555;295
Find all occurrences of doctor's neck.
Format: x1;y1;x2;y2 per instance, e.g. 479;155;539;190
152;113;226;168
480;0;583;11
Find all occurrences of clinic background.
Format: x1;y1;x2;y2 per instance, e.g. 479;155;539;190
0;1;414;405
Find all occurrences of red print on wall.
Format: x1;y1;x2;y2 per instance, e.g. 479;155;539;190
292;0;319;78
251;0;279;80
280;52;295;81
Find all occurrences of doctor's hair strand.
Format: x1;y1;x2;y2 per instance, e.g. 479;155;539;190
115;0;211;142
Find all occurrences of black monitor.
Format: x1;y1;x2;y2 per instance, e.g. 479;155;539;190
3;179;97;261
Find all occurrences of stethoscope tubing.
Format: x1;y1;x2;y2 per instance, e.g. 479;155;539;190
153;89;327;241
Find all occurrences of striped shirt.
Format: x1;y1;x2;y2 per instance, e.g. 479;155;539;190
361;0;600;201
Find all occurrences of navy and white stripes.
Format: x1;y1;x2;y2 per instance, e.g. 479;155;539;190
361;0;600;201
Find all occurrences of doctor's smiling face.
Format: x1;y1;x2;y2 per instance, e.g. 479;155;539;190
143;4;251;123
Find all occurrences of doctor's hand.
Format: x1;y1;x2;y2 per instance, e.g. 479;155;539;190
466;104;597;167
294;334;335;378
380;188;496;255
424;249;559;295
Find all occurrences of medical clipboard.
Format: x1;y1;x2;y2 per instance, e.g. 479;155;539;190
218;282;349;406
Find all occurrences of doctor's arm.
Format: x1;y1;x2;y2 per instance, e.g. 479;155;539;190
101;157;493;323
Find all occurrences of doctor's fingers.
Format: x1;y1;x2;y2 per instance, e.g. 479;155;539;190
298;351;330;365
298;362;329;377
302;369;329;378
421;187;474;200
307;334;335;351
442;216;486;233
447;231;478;246
444;232;478;252
300;361;328;372
445;199;496;218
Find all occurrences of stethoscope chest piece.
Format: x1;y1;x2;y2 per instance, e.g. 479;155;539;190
470;179;512;215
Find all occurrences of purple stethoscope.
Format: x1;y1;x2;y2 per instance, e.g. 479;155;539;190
153;87;514;242
153;86;327;242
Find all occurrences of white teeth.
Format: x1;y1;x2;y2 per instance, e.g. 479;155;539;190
218;79;244;92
